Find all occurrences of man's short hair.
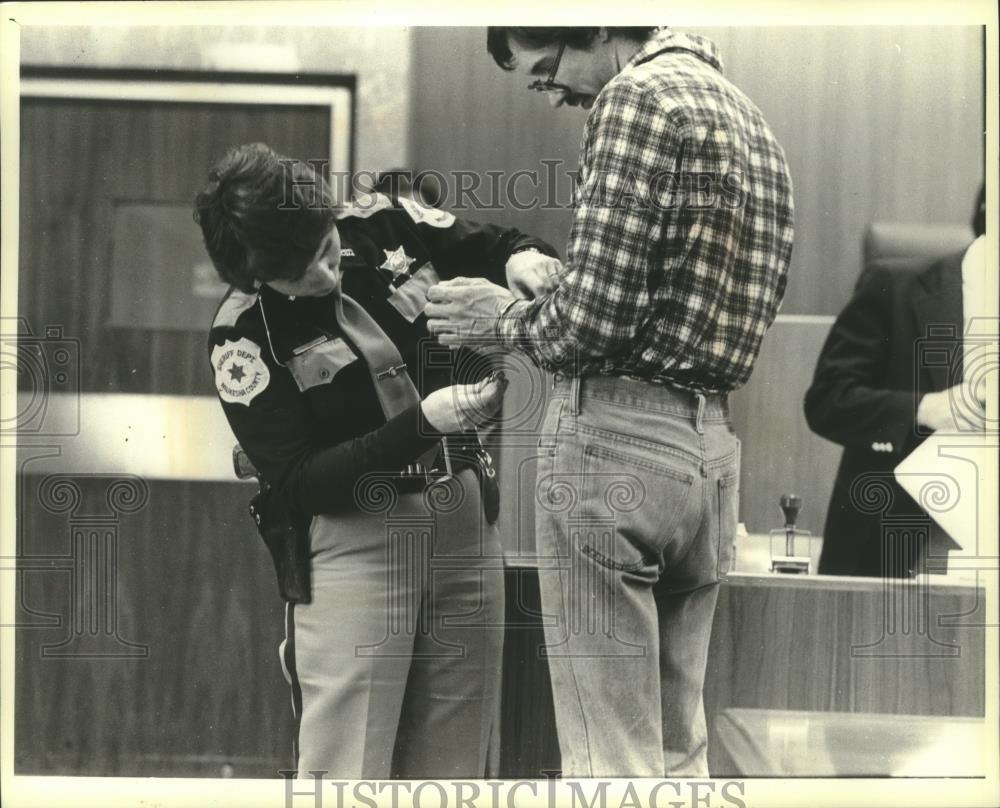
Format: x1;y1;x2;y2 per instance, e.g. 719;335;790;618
193;142;337;293
486;27;657;70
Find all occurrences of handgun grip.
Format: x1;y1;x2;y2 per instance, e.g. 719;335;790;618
232;444;259;480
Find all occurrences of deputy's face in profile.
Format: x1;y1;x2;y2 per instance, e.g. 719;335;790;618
265;225;343;298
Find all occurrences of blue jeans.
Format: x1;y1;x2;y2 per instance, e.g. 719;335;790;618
535;375;739;777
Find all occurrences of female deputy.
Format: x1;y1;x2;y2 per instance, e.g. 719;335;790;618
194;143;559;778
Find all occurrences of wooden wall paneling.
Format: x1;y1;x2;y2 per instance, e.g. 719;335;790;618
15;474;291;776
410;27;584;256
687;26;984;315
730;319;842;536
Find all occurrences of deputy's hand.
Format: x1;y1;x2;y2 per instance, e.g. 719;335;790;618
426;278;514;349
505;250;562;300
420;374;508;433
916;382;987;432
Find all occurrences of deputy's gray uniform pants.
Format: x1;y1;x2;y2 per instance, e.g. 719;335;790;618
282;468;504;779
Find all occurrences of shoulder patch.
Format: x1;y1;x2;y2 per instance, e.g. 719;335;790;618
211;337;271;406
338;192;394;220
399;196;456;229
212;289;259;329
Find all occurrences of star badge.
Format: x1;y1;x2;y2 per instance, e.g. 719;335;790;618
211;337;271;406
380;246;416;280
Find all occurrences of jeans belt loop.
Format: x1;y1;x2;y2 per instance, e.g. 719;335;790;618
569;375;581;417
695;392;706;435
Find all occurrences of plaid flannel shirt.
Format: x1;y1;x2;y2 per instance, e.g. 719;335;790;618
497;30;794;393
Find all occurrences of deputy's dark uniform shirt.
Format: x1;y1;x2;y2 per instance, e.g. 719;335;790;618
207;194;555;601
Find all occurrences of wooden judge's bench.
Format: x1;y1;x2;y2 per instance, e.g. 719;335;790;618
497;556;987;778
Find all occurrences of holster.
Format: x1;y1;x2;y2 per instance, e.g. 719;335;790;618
249;483;313;604
447;438;500;525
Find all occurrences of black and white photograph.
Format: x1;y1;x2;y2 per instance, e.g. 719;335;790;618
1;2;997;807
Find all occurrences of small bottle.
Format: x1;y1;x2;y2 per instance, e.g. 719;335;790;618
733;522;749;571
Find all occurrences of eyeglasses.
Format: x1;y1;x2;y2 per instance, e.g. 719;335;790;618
528;40;566;93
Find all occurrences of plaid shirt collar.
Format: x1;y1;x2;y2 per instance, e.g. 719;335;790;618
624;28;725;74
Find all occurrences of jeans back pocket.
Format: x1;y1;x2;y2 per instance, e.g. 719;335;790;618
577;443;695;573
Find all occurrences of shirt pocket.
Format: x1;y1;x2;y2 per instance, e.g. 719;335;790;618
386;263;440;322
286;338;359;392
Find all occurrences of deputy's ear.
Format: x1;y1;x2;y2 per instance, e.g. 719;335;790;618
598;27;612;43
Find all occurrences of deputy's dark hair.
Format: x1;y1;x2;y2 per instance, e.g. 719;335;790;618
193;142;337;294
486;27;657;70
972;183;985;238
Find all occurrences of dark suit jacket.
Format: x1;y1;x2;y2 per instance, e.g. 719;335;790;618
804;250;966;577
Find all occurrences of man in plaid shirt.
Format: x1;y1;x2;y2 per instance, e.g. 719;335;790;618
427;27;794;777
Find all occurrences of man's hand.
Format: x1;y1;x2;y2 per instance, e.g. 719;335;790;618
426;277;514;349
506;250;562;300
420;373;508;433
916;382;987;432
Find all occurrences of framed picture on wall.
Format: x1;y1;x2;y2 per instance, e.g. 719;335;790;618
20;67;353;338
